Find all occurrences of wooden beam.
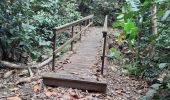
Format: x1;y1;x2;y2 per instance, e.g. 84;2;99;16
53;15;94;33
0;61;37;69
37;57;52;68
42;72;107;92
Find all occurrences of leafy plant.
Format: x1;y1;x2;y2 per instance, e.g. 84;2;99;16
0;0;81;63
111;0;170;99
76;0;124;25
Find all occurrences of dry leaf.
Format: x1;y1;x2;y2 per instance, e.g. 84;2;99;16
4;70;15;78
44;88;57;97
115;90;123;95
16;77;31;85
18;70;28;77
68;89;79;99
62;93;77;100
33;84;41;92
9;87;19;92
7;95;21;100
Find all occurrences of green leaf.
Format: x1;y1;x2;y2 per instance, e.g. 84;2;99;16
159;63;167;69
124;19;135;32
31;51;41;60
145;89;157;99
22;23;36;32
167;83;170;89
108;48;120;59
124;19;137;41
150;84;161;90
39;40;51;46
163;74;170;83
112;21;124;28
117;14;124;19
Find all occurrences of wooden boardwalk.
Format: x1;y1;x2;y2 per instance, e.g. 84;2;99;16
43;27;107;92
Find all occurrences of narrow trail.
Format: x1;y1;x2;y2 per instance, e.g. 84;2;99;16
55;27;102;78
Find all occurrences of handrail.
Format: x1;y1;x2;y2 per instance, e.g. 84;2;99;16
52;15;94;70
101;15;108;75
53;22;93;54
53;15;94;33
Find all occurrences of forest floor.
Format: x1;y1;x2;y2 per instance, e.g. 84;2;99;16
0;27;148;100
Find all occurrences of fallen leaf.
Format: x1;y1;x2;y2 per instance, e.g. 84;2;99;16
44;88;57;97
7;95;21;100
115;90;123;95
9;87;19;92
68;89;79;99
63;60;69;64
4;70;15;78
18;70;29;77
62;93;77;100
16;77;31;85
81;94;94;100
33;84;41;92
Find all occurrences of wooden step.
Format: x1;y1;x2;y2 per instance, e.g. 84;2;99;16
42;72;107;92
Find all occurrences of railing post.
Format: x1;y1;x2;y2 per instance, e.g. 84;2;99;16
101;15;108;75
79;23;82;40
52;30;56;71
71;26;74;51
101;31;107;75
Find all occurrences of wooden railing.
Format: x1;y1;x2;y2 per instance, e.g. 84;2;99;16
101;15;108;75
52;15;94;70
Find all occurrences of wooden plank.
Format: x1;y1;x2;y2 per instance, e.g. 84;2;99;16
42;72;107;92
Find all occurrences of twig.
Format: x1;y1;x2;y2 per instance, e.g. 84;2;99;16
0;61;37;69
28;67;33;77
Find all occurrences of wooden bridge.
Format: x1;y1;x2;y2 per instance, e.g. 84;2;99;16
42;15;108;92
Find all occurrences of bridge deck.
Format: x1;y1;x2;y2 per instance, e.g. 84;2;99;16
42;27;107;92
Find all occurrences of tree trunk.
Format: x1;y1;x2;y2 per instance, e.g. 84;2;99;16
151;2;157;34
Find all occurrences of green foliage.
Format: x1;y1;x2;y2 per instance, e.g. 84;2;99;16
108;48;121;60
112;18;138;45
77;0;124;25
141;74;170;99
124;62;143;76
111;0;170;99
0;0;81;62
112;0;170;73
140;84;161;100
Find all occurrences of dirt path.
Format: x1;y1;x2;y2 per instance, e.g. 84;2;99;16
0;27;148;100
